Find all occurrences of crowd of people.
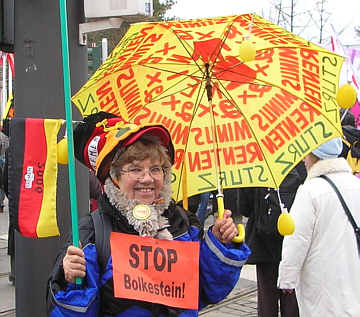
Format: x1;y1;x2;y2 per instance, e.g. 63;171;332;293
1;108;359;316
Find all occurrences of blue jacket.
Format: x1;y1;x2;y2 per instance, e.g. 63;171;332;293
47;196;250;316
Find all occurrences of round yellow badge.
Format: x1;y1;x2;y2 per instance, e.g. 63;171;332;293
132;204;151;220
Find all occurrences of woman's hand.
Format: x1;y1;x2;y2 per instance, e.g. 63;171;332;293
211;210;238;244
63;245;86;283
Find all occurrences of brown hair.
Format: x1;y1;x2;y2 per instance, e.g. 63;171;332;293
110;136;172;179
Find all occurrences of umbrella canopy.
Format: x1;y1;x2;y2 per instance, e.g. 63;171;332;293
72;13;344;202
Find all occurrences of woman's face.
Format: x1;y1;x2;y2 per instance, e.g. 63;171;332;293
117;158;165;204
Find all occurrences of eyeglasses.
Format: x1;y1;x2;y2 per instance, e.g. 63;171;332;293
120;166;165;180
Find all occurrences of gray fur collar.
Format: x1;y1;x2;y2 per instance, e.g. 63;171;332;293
103;177;173;240
307;157;352;179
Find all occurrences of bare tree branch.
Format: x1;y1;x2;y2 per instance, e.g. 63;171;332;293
356;26;360;38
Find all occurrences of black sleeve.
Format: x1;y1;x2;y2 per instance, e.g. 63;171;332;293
166;201;204;239
177;194;201;213
236;188;256;218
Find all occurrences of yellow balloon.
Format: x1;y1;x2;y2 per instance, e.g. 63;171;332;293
336;83;357;109
57;138;68;165
239;40;256;62
277;212;295;236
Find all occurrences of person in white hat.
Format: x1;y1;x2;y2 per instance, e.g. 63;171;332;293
278;137;360;316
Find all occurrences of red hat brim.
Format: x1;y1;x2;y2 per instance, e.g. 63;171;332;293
96;124;174;183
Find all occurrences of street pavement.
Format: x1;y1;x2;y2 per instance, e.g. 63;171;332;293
0;201;258;317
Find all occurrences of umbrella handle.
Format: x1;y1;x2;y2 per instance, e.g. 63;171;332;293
217;195;245;243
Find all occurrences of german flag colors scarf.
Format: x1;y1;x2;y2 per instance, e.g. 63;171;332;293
8;118;62;238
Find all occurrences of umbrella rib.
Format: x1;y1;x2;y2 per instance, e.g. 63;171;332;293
133;63;204;79
210;76;280;188
127;64;205;108
209;54;342;135
161;24;207;77
211;71;342;189
174;73;210;201
160;17;292;190
74;14;345;194
192;20;282;188
248;75;343;134
207;19;236;75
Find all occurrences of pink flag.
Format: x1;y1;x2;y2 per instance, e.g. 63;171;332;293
328;26;360;128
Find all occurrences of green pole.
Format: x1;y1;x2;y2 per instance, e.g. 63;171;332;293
59;0;81;284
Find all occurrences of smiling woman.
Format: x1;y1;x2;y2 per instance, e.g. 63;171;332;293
46;111;251;316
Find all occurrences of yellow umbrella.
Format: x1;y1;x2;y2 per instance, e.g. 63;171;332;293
72;14;344;239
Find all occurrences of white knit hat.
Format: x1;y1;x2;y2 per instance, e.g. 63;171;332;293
312;137;343;160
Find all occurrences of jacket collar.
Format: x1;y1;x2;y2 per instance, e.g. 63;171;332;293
102;177;173;239
307;157;352;179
